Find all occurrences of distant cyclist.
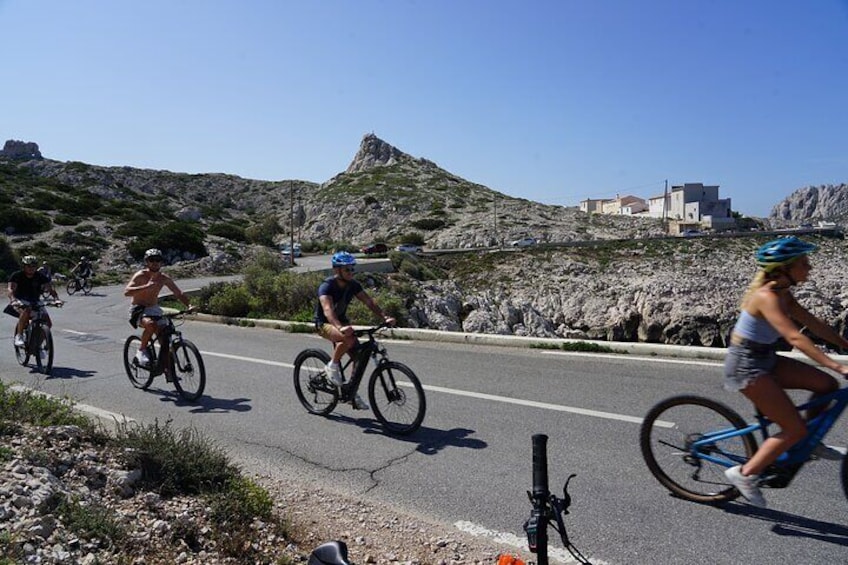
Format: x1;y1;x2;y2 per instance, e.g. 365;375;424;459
723;236;848;507
6;255;61;346
37;261;52;282
315;251;396;410
70;256;93;282
124;248;192;367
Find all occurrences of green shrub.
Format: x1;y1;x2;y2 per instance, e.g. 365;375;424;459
208;284;252;317
208;221;247;242
127;220;207;260
0;382;92;429
57;496;126;548
411;218;446;230
113;419;240;497
0;208;52;234
397;231;425;246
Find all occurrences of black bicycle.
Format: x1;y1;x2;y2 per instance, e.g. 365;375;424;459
66;276;93;296
122;309;206;401
293;323;426;435
521;434;592;565
12;300;62;376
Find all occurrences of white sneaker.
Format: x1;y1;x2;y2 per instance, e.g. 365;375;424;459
135;349;151;367
351;394;370;411
325;363;343;387
724;465;766;508
811;442;844;461
13;334;24;347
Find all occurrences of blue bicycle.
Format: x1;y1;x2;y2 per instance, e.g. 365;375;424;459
640;388;848;503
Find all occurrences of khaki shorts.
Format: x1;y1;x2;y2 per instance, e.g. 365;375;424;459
317;323;337;339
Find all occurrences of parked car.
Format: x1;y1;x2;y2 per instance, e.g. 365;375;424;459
680;229;703;238
395;243;422;253
360;243;388;255
510;237;538;247
280;243;302;257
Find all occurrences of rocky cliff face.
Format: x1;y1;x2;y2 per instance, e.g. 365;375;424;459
403;237;848;347
769;184;848;225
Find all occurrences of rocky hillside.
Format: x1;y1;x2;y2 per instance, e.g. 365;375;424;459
769;184;848;226
403;235;848;347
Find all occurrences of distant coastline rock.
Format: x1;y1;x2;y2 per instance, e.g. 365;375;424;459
1;139;42;160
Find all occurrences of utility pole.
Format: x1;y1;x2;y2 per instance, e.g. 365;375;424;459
289;180;296;266
663;179;668;233
493;193;498;248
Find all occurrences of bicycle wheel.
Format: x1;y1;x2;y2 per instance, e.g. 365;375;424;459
32;325;53;375
82;279;93;295
368;361;426;435
841;454;848;502
640;395;757;504
66;280;78;295
170;340;206;401
123;336;154;389
14;329;30;366
293;349;338;415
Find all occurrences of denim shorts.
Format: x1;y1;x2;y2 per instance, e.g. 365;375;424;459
723;344;777;392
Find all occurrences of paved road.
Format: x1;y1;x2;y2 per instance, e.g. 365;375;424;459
1;282;847;564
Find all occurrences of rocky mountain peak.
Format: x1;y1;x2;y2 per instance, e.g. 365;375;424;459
2;139;42;160
345;133;408;173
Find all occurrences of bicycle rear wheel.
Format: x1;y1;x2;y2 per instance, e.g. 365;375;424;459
293;349;338;415
32;325;53;375
14;329;30;366
66;280;78;295
170;340;206;401
82;279;93;295
368;361;426;435
640;395;756;503
123;336;154;389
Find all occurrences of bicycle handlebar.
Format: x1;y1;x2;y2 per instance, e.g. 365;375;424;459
352;321;392;338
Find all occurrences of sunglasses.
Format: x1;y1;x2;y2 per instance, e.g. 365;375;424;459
146;257;163;263
342;267;355;273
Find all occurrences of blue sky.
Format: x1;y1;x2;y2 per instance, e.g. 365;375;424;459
2;1;847;218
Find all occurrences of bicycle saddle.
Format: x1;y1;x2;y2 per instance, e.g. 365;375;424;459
308;540;351;565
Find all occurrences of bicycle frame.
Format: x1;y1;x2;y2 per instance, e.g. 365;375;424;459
692;386;848;486
336;328;387;402
144;318;179;378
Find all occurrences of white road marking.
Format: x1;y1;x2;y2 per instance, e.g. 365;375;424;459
540;350;723;367
199;349;672;426
202;350;294;368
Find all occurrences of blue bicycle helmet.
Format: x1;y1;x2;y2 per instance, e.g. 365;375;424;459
331;251;357;267
755;236;817;268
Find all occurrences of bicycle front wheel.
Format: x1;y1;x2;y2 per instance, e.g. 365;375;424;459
32;325;53;375
123;336;154;389
640;395;757;504
368;361;426;435
66;280;78;295
293;349;338;415
14;329;29;366
170;340;206;401
82;279;93;295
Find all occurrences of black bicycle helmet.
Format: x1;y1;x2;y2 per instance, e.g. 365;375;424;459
755;236;817;267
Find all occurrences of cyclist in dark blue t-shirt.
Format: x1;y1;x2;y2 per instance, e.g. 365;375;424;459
7;255;61;346
314;251;396;409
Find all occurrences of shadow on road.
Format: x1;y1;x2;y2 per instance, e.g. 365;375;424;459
147;388;253;413
47;366;98;379
722;502;848;547
327;413;487;453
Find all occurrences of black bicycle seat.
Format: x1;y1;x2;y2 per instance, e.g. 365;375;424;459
308;540;351;565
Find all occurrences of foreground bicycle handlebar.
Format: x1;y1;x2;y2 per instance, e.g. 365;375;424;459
524;434;592;565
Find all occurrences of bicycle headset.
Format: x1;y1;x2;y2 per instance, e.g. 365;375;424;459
331;251;356;267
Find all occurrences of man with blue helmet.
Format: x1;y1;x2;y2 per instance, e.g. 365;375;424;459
315;251;396;410
723;236;848;507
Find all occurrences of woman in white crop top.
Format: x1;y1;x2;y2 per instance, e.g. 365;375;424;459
722;236;848;507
